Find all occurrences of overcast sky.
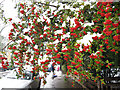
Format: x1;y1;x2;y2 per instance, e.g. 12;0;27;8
0;0;18;37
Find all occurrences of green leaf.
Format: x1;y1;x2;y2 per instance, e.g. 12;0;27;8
106;60;109;63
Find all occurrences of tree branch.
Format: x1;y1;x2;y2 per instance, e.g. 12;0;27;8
35;2;57;8
1;31;22;51
1;40;12;51
0;0;4;5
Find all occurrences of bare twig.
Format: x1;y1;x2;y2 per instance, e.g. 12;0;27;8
1;40;13;51
1;31;22;51
0;0;5;5
35;2;57;8
94;24;103;26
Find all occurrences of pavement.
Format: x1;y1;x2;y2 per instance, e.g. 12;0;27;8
40;70;82;89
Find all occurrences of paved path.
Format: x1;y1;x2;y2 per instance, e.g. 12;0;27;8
40;70;82;89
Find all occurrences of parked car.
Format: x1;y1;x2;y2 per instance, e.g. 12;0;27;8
0;68;41;90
